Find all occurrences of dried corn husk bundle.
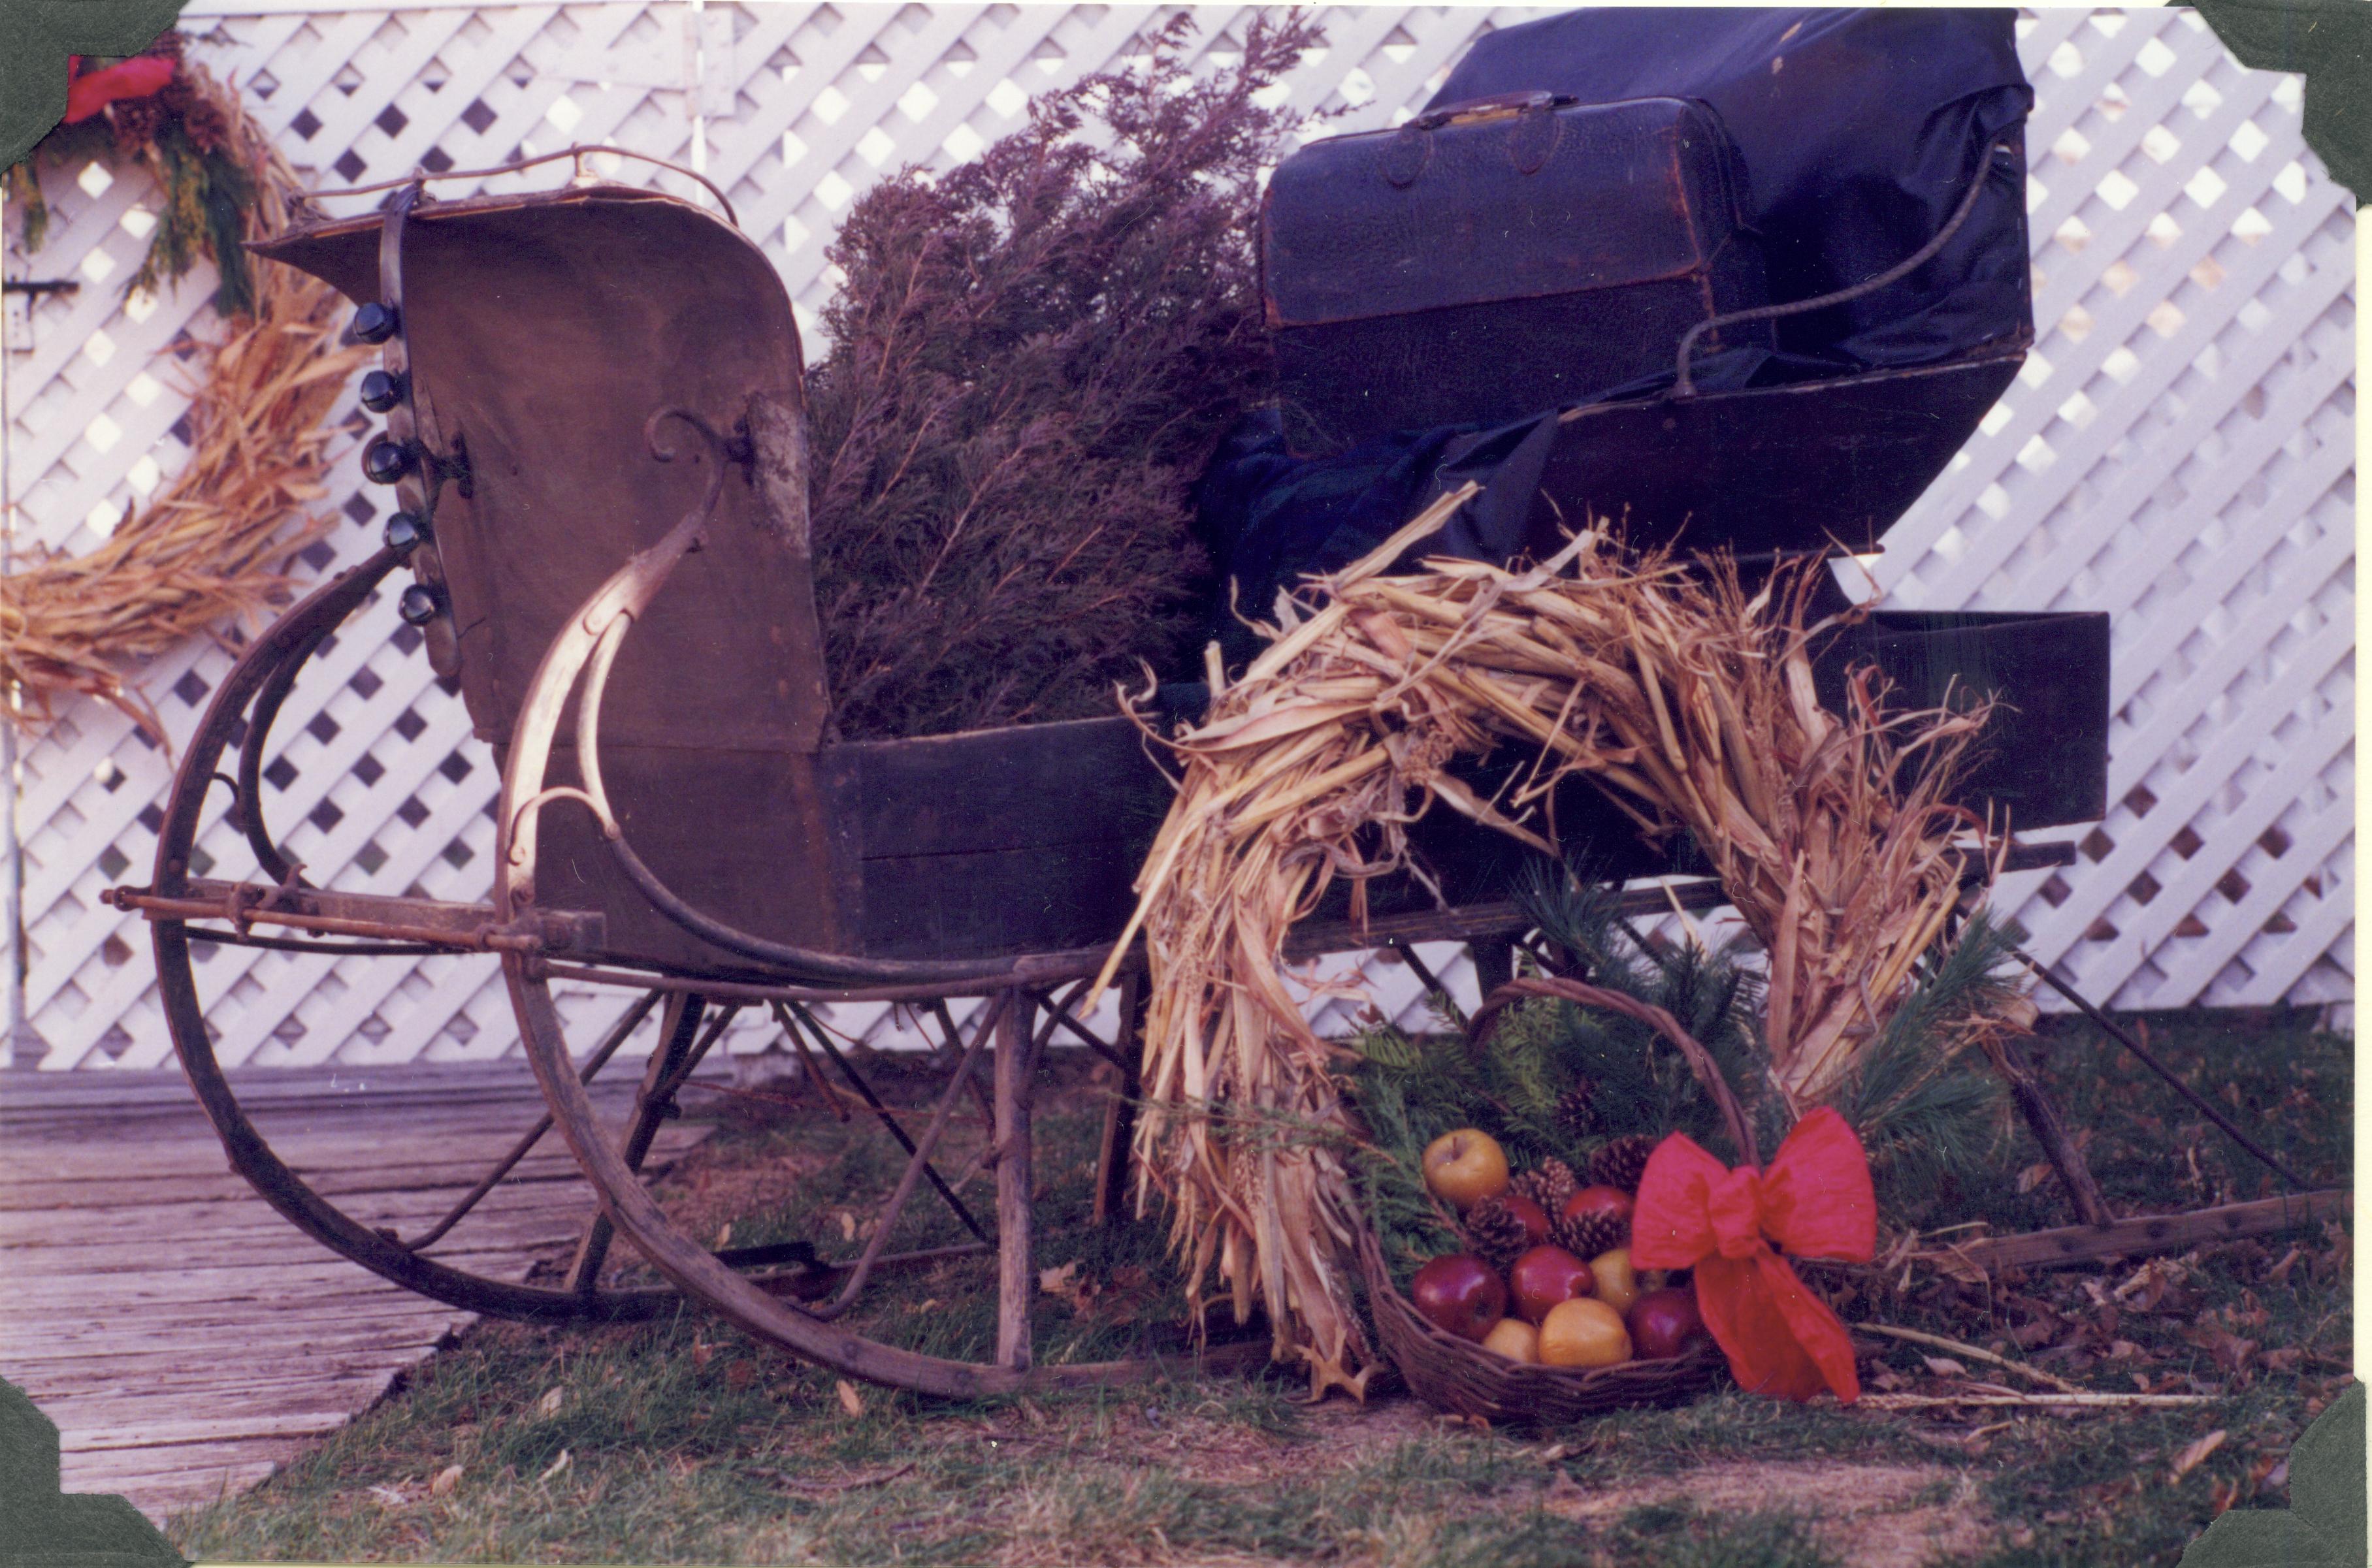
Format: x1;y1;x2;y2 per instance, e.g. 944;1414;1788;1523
1092;487;1994;1395
3;66;365;740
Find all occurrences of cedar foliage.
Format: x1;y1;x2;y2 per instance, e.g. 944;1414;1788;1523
804;14;1321;739
5;34;261;315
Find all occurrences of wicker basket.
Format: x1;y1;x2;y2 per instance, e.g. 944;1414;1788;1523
1358;1225;1723;1422
1356;976;1757;1424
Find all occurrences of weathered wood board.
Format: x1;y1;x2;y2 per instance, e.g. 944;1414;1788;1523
0;1062;711;1524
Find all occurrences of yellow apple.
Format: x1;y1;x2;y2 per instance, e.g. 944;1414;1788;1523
1482;1317;1540;1364
1589;1247;1640;1316
1538;1297;1631;1368
1421;1128;1510;1211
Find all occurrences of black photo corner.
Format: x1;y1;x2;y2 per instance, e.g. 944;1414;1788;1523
0;0;2361;1563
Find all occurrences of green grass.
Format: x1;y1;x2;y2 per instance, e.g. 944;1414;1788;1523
169;1007;2350;1565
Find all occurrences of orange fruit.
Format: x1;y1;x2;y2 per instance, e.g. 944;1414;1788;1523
1538;1297;1631;1369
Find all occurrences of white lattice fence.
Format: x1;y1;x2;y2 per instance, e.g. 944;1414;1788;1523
1;5;2350;1071
1874;9;2354;1014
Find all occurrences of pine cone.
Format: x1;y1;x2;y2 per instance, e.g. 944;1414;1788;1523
178;96;230;156
1589;1134;1657;1196
1507;1157;1576;1216
108;95;167;157
1552;1209;1625;1262
1553;1081;1599;1138
1460;1195;1532;1274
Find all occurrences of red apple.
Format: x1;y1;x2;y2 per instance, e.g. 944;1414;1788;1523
1410;1254;1506;1341
1627;1287;1710;1360
1563;1183;1636;1234
1506;1244;1595;1325
1503;1193;1552;1245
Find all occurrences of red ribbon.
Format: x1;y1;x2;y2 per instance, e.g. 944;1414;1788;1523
64;54;177;124
1630;1106;1876;1403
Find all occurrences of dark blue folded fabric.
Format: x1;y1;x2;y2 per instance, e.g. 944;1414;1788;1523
1196;8;2032;666
1195;348;1770;662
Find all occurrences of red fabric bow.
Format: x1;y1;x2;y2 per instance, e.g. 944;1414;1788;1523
63;54;177;124
1631;1106;1876;1403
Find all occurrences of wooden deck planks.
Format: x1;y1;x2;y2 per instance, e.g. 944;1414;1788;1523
0;1062;715;1524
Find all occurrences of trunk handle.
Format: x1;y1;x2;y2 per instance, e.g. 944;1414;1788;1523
1408;90;1576;131
1384;91;1579;186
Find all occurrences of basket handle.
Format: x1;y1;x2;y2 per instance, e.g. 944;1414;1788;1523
1467;976;1761;1169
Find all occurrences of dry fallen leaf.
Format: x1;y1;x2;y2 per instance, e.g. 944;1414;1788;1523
1922;1356;1970;1377
716;1222;734;1247
366;1484;410;1509
2169;1428;2227;1482
430;1464;463;1497
538;1449;572;1483
1038;1262;1097;1314
692;1340;714;1371
836;1379;866;1418
537;1386;564;1417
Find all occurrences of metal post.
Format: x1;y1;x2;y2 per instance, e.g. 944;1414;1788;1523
566;992;704;1292
1093;970;1143;1227
994;987;1036;1370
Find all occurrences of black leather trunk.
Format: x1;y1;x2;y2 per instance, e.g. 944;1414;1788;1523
1261;93;1769;455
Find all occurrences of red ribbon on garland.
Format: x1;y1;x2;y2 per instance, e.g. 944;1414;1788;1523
63;54;177;124
1630;1106;1876;1403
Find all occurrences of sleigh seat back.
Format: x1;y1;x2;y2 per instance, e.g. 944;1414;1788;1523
257;185;1167;971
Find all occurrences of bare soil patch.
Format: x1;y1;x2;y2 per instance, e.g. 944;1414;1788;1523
1546;1458;1988;1568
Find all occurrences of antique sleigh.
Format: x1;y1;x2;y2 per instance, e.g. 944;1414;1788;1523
103;74;2119;1391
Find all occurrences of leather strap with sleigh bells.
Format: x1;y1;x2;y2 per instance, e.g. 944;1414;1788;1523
356;181;468;677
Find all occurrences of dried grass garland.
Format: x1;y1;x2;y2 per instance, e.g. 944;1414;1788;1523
2;65;366;741
1091;489;1998;1396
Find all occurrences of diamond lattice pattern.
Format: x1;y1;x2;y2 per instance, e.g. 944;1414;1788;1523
1;6;2348;1070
